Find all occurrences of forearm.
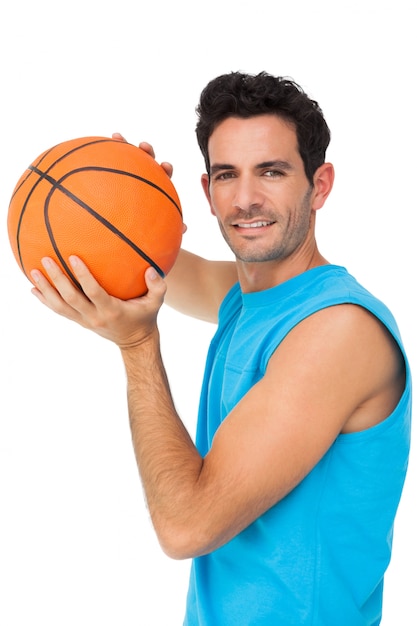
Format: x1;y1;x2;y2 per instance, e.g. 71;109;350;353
120;329;204;556
29;258;242;557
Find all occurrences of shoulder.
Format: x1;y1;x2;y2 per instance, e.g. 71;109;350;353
268;303;406;433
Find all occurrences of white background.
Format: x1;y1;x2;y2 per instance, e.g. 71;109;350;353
0;1;415;624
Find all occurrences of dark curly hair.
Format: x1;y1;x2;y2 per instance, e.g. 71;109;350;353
195;71;331;185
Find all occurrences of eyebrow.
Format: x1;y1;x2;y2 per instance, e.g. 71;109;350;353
209;163;234;176
209;159;294;176
257;160;294;171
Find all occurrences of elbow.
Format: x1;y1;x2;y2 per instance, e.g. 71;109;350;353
159;539;193;561
153;519;214;561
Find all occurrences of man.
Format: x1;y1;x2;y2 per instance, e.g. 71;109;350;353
30;72;411;625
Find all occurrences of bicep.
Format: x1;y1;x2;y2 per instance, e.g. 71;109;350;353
164;249;237;323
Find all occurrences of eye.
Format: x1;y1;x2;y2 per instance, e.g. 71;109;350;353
215;171;236;181
263;169;283;178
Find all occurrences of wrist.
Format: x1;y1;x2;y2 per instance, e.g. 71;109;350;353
118;325;160;354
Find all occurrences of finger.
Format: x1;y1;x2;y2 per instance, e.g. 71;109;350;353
30;264;87;321
138;143;173;178
64;256;115;309
112;132;127;142
30;268;61;307
160;161;173;178
138;141;155;158
144;267;167;306
39;256;103;315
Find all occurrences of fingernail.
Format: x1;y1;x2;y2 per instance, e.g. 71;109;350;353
147;268;158;280
31;270;41;283
41;258;52;270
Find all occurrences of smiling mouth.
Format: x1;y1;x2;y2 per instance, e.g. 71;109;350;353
233;221;275;229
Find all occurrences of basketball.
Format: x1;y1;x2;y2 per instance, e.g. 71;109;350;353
7;136;183;299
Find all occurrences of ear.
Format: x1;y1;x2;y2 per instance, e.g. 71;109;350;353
311;163;335;211
201;173;216;216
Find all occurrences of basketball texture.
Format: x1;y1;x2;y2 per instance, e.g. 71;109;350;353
7;136;183;299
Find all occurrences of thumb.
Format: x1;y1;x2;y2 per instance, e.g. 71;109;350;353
144;267;167;301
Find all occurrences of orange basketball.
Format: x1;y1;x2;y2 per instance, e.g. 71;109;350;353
7;136;183;299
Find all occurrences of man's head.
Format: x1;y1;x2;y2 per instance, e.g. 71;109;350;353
196;71;330;185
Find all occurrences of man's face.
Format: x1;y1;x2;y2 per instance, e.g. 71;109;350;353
201;114;316;264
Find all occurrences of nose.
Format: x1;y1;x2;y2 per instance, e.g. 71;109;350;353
232;175;264;212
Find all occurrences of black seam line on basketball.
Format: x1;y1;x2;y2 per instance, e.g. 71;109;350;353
9;169;36;203
42;179;166;279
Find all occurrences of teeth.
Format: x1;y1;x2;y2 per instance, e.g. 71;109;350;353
237;221;272;228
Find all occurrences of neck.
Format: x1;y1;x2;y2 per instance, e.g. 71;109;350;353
236;247;329;294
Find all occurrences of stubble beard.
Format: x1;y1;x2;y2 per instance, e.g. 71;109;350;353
218;188;314;264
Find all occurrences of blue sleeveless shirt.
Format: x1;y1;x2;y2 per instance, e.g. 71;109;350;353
184;266;412;626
